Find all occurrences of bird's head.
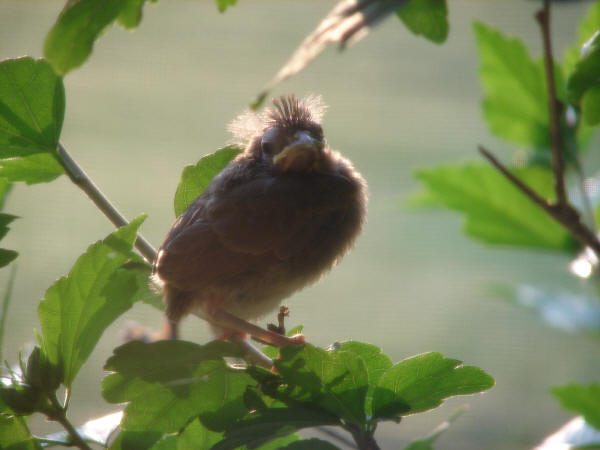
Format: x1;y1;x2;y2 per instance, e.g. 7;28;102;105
228;95;328;173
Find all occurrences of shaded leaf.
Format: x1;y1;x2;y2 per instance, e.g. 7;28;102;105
415;164;576;251
0;264;16;361
274;344;369;426
473;22;553;149
214;407;339;450
38;216;147;387
0;153;64;185
0;57;65;157
564;1;600;76
0;249;17;269
173;146;241;217
253;0;408;109
371;352;494;420
215;0;238;13
397;0;448;44
582;85;600;125
102;340;252;437
553;384;600;430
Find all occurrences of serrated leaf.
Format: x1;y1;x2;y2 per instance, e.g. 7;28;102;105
371;352;494;420
553;384;600;430
0;414;39;450
173;146;241;217
414;164;577;251
38;216;147;387
102;340;252;437
215;0;238;13
473;22;553;149
0;153;64;185
274;344;370;426
564;2;600;76
44;0;155;75
214;407;339;450
397;0;448;44
0;57;65;157
582;85;600;125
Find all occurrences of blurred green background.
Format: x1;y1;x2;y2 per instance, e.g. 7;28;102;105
1;1;599;448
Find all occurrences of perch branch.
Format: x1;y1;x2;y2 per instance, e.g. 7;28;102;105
478;146;600;255
535;1;567;206
56;143;158;263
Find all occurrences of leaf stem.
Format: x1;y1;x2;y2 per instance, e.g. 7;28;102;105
47;393;93;450
346;423;381;450
55;143;157;263
478;145;600;255
535;1;567;206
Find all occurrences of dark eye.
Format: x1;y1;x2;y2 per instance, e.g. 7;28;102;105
262;141;274;156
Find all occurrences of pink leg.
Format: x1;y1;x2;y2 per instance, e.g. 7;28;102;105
208;308;305;347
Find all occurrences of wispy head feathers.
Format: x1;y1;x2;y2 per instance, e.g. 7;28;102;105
228;94;327;148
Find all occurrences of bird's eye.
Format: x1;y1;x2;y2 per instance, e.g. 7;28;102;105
262;141;274;156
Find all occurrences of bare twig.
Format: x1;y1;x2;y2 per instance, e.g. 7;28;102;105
535;1;567;206
56;143;157;263
479;146;600;255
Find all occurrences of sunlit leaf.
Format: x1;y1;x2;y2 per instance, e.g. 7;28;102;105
44;0;156;75
0;154;64;185
567;32;600;105
553;384;600;430
0;414;39;450
397;0;448;44
564;1;600;76
414;164;576;251
0;57;64;157
473;22;554;149
102;340;251;442
371;352;494;420
38;216;147;387
173;146;241;217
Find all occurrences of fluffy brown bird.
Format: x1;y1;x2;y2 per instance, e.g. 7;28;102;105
153;95;367;346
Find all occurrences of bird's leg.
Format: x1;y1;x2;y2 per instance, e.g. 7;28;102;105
200;307;305;347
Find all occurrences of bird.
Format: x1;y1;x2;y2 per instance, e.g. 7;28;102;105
153;95;367;347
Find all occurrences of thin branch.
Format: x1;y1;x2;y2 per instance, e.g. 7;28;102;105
535;1;567;206
316;426;358;449
55;143;157;263
47;394;93;450
479;146;600;256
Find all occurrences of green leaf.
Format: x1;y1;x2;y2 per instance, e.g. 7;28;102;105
582;85;600;125
214;408;339;450
0;57;65;157
371;352;494;420
0;153;64;185
564;1;600;77
397;0;448;44
553;384;600;430
0;414;39;450
215;0;238;13
44;0;156;75
173;146;241;217
0;213;18;268
414;164;577;251
473;22;552;149
567;32;600;105
38;215;147;387
0;249;17;268
274;344;369;426
102;340;252;438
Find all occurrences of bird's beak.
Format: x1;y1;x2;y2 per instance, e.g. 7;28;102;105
273;130;322;171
